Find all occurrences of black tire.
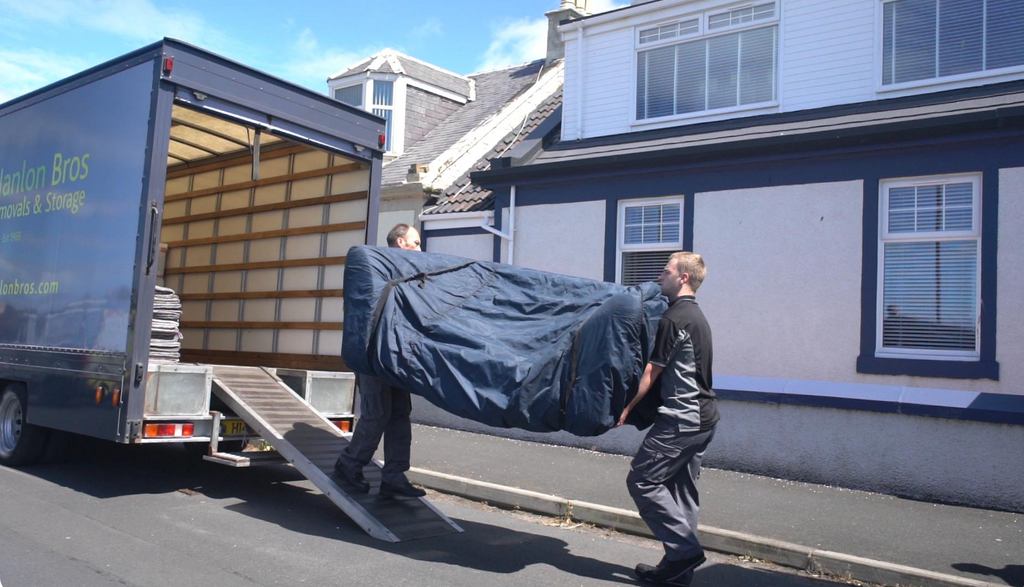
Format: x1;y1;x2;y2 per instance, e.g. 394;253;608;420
0;384;50;467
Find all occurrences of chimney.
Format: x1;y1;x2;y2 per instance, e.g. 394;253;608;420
545;1;589;63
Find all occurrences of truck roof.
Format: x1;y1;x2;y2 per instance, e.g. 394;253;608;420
0;38;387;157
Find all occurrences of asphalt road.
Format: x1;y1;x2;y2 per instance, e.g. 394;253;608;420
0;440;851;587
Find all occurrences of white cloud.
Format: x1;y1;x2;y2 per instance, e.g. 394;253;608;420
414;17;443;38
589;0;630;13
0;48;92;103
0;0;236;101
277;28;383;92
474;1;630;72
0;0;224;46
476;17;548;72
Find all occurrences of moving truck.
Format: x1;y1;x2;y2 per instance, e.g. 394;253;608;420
0;39;385;466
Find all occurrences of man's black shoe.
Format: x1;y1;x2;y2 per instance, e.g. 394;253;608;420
379;478;426;498
333;459;370;493
633;553;705;585
635;563;661;583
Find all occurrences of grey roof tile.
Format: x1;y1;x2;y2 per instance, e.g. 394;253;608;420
422;88;563;215
381;59;547;187
332;56;373;78
330;50;471;98
397;56;472;97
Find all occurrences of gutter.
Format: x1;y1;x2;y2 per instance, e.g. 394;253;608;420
471;105;1024;185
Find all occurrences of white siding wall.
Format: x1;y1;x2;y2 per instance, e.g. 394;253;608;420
499;201;606;281
781;0;876;110
565;0;1024;139
562;28;635;140
561;36;581;141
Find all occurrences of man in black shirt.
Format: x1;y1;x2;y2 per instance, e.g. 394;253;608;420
617;251;719;586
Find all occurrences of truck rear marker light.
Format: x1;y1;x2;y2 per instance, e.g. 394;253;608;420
143;423;195;438
332;420;352;432
163;58;174;74
379;133;386;149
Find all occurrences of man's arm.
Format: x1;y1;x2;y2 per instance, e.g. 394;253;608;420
615;362;664;427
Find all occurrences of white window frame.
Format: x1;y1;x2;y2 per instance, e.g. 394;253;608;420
636;17;703;49
875;173;982;361
615;196;685;286
875;0;1024;94
631;1;780;126
370;78;396;153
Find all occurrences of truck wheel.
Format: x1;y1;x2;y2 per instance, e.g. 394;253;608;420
0;385;49;467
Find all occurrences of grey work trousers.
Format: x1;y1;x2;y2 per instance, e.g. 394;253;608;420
339;374;412;483
627;418;716;562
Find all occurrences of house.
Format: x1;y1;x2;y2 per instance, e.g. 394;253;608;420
326;24;566;244
420;0;1024;512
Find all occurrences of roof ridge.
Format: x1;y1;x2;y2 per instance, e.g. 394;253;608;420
391;50;474;82
469;58;547;78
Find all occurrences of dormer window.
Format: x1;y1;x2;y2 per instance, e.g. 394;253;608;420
329;76;401;156
327;49;475;159
635;2;778;121
333;84;363;108
371;80;394;152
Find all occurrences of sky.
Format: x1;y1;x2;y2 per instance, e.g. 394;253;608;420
0;0;628;103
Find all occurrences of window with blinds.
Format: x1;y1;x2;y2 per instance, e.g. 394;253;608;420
882;0;1024;86
878;176;981;359
371;80;394;152
618;199;684;286
636;8;777;120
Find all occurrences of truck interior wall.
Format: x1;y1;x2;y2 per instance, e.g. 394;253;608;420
159;137;369;372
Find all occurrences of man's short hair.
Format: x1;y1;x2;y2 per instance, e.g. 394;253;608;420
386;224;413;248
670;252;706;291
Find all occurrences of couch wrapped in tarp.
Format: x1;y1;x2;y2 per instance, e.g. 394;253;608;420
342;245;667;436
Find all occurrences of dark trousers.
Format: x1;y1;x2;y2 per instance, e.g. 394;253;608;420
627;419;716;562
339;374;412;483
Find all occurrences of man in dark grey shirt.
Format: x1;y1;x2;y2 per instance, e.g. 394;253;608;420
334;224;426;498
617;251;719;586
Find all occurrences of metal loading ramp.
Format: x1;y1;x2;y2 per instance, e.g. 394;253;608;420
209;365;463;543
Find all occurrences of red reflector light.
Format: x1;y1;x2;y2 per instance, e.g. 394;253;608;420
378;133;386;149
143;423;194;438
163;57;174;74
333;420;352;432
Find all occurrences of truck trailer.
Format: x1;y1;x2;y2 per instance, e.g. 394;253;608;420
0;39;460;542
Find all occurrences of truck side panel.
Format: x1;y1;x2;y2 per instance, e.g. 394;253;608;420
0;62;156;439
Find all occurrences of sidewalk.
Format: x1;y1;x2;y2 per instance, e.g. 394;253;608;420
394;425;1022;587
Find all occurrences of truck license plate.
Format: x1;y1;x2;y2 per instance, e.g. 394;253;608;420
221;420;248;435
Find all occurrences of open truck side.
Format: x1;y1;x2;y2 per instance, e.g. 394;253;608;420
0;38;385;460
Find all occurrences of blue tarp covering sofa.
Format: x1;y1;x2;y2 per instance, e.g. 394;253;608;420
342;245;667;436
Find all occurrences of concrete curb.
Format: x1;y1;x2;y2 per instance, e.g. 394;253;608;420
407;468;1002;587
